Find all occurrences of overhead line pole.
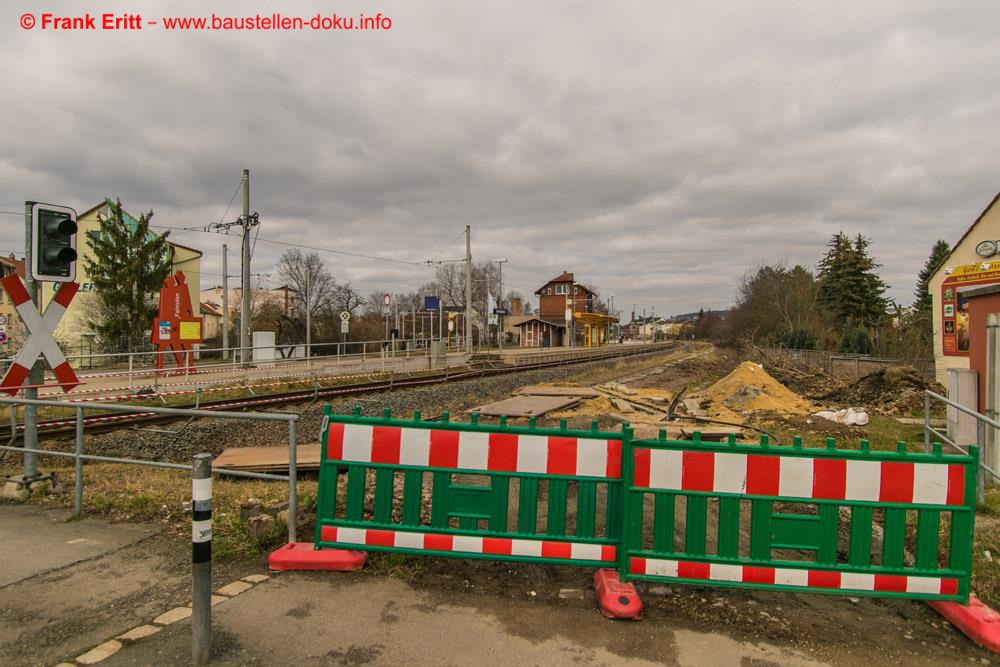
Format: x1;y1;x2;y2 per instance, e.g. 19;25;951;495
464;225;472;353
221;244;229;360
241;169;251;366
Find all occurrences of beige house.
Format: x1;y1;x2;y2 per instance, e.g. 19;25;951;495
43;199;202;349
200;301;224;339
0;255;23;353
928;192;1000;384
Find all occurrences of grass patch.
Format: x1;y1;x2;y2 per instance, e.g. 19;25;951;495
1;462;317;561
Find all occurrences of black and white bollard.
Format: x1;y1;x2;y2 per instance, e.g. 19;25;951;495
192;453;212;665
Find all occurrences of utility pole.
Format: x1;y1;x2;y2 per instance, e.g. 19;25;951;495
241;169;251;365
210;170;258;366
464;225;472;353
610;293;615;341
221;244;229;359
304;268;311;364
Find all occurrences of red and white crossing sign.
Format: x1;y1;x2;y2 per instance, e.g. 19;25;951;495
0;274;80;395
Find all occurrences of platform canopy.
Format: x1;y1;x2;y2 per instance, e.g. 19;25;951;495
573;312;617;347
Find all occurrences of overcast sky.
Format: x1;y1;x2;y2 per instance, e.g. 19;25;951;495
2;1;999;316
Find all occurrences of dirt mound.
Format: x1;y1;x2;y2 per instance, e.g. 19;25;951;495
821;365;942;415
695;361;816;416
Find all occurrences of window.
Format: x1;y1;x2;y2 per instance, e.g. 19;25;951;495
547;287;552;295
555;283;568;295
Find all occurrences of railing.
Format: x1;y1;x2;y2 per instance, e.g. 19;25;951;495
924;389;999;503
0;397;301;542
0;336;472;379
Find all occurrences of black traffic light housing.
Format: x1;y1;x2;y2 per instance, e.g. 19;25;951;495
30;202;78;282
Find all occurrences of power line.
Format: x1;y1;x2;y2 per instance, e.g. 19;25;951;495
428;228;466;263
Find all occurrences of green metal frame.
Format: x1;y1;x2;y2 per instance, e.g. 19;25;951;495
618;432;976;603
314;406;626;567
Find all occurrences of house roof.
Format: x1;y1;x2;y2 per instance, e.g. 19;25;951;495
931;190;1000;280
534;271;596;296
512;317;566;329
80;198;203;257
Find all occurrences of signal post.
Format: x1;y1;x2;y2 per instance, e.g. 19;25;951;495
1;201;79;498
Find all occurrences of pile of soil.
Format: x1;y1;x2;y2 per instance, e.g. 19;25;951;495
820;365;942;415
694;361;816;416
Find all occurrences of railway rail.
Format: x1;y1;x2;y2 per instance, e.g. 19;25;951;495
11;342;681;439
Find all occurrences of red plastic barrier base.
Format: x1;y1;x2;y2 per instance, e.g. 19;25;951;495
268;543;367;572
594;569;643;620
928;595;1000;654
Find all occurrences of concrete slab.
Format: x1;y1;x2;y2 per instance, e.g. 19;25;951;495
468;395;580;417
117;625;162;641
0;504;161;587
75;639;122;664
515;385;601;398
216;580;253;596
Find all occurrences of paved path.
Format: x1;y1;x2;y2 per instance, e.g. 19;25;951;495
0;504;161;587
101;573;828;667
1;504;988;666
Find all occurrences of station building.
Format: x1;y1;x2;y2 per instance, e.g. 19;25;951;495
929;191;1000;385
515;271;615;347
42;198;203;352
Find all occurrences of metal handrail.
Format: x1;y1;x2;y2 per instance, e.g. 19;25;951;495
0;396;300;542
924;389;999;503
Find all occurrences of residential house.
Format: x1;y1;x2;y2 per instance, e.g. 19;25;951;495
42;198;203;350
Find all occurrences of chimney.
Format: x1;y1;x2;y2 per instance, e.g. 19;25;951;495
510;297;522;316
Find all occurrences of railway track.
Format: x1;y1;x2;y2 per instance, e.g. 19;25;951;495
18;343;682;438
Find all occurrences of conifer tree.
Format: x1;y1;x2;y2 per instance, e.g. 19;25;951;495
914;240;950;312
816;232;888;330
83;199;172;352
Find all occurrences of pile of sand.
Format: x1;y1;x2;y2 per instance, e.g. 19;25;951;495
695;361;816;416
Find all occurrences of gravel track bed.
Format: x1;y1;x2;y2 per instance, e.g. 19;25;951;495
30;350;683;464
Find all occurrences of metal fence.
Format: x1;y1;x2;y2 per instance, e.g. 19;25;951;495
762;347;936;380
0;397;301;542
924;389;999;503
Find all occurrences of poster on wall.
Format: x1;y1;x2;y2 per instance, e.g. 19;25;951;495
941;262;1000;355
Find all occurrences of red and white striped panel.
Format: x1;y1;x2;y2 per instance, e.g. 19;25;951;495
320;525;616;562
629;557;959;596
0;275;79;394
326;422;622;478
632;448;966;506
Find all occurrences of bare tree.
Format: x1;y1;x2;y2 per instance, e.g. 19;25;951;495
275;248;336;321
332;282;365;315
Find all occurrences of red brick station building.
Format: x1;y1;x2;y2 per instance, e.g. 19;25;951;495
513;272;615;348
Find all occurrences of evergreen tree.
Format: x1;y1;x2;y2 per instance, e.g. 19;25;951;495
83;200;172;352
914;240;950;312
816;232;888;330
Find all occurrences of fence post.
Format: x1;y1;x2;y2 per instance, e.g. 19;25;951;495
924;392;931;453
74;406;84;517
287;419;298;543
192;453;212;665
617;426;634;580
127;353;134;389
976;421;986;505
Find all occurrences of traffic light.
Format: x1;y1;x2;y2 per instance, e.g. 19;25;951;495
30;202;77;282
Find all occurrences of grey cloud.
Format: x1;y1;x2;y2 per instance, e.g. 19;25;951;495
2;0;999;315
